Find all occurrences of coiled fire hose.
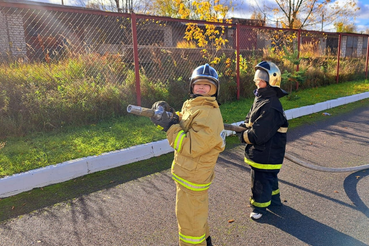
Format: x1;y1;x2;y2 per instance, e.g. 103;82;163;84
127;105;369;173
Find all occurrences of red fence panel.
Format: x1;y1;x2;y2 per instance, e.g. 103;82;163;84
0;1;368;105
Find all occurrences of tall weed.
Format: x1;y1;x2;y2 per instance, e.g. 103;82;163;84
1;49;367;139
0;54;134;138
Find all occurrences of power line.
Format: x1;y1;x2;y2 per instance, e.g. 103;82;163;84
253;0;264;14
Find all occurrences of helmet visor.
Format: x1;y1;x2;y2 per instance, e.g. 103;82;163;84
254;69;269;83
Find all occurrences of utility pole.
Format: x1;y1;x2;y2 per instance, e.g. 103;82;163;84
61;0;64;5
321;13;324;31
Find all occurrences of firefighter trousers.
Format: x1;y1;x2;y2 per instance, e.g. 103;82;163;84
175;182;210;246
250;169;282;214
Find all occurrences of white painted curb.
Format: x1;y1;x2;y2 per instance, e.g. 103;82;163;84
0;140;174;198
1;92;369;198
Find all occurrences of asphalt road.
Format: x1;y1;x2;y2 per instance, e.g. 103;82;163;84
1;106;368;246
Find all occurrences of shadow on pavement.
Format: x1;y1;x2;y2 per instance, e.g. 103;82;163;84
260;205;368;246
344;170;369;218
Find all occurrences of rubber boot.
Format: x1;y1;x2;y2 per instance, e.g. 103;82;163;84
206;236;213;246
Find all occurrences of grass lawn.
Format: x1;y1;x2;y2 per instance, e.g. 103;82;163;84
0;80;368;178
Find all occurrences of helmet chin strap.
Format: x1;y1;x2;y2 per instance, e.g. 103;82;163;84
191;93;214;98
190;93;202;98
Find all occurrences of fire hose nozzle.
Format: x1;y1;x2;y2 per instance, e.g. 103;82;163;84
127;104;167;120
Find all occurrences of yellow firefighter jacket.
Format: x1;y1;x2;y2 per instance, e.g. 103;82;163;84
166;96;226;191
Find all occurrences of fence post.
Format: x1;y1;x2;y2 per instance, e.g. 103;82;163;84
236;23;240;100
336;33;342;84
296;29;301;90
297;29;301;72
131;12;141;106
365;36;369;80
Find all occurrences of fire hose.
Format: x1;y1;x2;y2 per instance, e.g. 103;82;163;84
127;105;369;173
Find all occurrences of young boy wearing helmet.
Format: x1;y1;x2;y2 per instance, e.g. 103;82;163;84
237;61;289;220
150;64;226;246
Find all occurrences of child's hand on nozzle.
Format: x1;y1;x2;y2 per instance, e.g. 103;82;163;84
150;101;177;132
150;109;176;132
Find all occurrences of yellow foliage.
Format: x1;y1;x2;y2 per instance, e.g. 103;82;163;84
176;40;197;48
177;0;232;64
212;57;221;64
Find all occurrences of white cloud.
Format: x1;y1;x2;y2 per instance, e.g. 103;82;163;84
229;0;277;16
357;0;369;19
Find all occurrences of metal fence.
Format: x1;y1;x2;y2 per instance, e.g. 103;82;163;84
1;0;369;107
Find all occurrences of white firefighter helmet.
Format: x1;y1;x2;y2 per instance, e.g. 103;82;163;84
190;63;220;97
255;61;281;87
255;61;288;97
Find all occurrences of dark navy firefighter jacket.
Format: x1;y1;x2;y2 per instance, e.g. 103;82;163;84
242;86;288;172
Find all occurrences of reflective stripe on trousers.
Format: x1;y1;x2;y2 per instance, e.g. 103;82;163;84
179;232;206;244
250;189;279;208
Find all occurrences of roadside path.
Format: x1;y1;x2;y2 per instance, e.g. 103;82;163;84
0;106;368;246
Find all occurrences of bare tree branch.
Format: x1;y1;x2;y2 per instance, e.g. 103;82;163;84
270;0;359;30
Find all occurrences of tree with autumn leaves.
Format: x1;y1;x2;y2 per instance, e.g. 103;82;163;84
267;0;359;31
145;0;234;64
177;0;232;65
150;0;231;65
106;0;233;65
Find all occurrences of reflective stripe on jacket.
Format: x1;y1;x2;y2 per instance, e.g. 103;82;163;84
172;161;212;191
167;96;225;190
244;157;282;170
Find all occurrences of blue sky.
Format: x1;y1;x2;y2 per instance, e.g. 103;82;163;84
26;0;369;33
355;0;369;32
231;0;369;33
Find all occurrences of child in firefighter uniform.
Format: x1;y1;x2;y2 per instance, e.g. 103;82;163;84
237;61;289;220
150;64;226;246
